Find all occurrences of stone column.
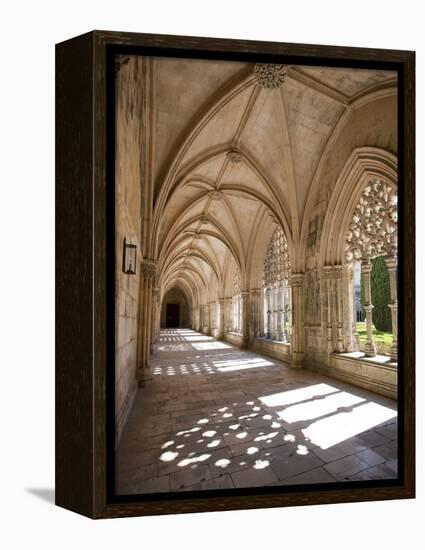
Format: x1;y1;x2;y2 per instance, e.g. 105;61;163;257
241;291;250;349
289;273;305;366
265;287;272;339
251;288;261;339
224;297;231;333
136;258;156;386
272;289;279;340
218;298;225;339
323;266;334;353
385;256;398;362
150;286;160;354
343;264;356;353
333;266;344;352
277;287;284;341
286;286;292;343
281;286;287;342
259;290;265;338
361;260;376;357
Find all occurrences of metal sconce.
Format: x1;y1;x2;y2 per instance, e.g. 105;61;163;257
122;238;137;275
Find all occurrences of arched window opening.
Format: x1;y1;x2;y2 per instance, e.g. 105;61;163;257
232;271;242;333
345;179;397;360
263;225;291;342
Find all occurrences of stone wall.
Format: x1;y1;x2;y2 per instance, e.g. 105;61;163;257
251;339;291;363
224;332;243;347
115;56;145;444
313;354;397;399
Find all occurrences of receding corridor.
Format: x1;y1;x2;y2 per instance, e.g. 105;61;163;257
116;329;397;494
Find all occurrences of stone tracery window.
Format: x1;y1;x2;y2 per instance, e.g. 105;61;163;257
262;225;291;342
232;271;242;333
345;179;397;360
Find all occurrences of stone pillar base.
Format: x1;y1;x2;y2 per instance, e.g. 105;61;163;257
390;342;398;362
364;341;377;357
291;351;304;368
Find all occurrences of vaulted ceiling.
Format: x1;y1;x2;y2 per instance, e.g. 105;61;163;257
148;57;397;302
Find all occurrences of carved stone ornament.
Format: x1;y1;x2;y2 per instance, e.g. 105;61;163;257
226;150;242;163
345;179;397;263
142;258;157;279
208;190;223;200
199;216;210;225
254;63;290;89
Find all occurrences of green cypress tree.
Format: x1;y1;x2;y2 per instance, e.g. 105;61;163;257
371;256;392;332
360;257;392;332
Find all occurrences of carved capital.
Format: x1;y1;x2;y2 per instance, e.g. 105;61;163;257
361;261;372;275
254;63;290;89
289;273;304;287
333;265;343;279
384;255;398;271
142;258;157;279
323;265;334;280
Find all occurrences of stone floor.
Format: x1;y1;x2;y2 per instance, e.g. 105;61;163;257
116;329;398;495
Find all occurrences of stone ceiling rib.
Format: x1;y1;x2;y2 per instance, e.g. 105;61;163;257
289;67;350;105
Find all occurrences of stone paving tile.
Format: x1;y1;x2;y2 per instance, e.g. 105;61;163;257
270;451;324;481
323;455;369;480
348;460;398;481
182;474;235;491
169;465;211;491
130;475;170;494
116;462;157;491
372;442;398;460
355;448;386;467
310;444;349;464
356;429;390;449
375;424;397;441
116;329;398;494
231;465;278;488
337;436;369;455
208;449;254;478
222;431;252;446
271;466;337;486
230;441;264;457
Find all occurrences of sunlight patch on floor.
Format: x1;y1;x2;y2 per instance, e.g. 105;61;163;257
302;401;397;449
259;383;337;408
277;391;366;423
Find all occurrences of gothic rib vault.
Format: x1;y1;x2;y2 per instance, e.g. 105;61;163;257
115;57;398;441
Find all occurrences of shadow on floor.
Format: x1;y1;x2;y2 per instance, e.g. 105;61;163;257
25;487;55;504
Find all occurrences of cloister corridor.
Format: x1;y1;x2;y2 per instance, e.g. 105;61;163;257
116;329;397;494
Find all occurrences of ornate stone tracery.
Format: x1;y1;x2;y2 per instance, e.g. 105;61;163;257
254;63;290;89
263;225;291;342
232;271;242;333
345;179;398;263
264;225;291;288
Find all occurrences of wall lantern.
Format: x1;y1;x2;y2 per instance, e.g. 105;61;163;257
122;238;137;275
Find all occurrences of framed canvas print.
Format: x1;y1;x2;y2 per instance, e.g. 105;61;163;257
55;30;415;519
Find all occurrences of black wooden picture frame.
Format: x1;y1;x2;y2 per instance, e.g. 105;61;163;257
55;30;415;519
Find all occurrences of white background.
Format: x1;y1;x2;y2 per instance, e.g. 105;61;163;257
0;1;423;547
